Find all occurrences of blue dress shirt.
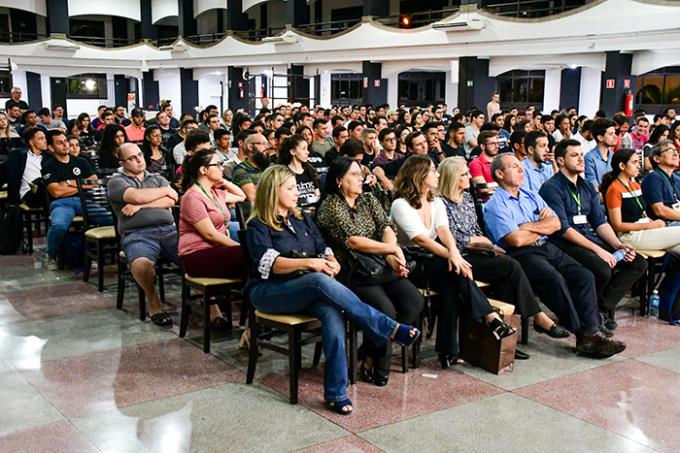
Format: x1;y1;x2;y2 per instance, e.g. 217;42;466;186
539;172;608;247
521;158;554;192
484;186;554;250
584;146;613;190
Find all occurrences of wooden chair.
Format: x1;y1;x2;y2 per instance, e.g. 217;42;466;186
76;178;116;291
179;275;245;353
19;203;47;254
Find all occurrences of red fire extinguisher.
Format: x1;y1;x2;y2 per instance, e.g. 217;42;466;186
624;89;634;117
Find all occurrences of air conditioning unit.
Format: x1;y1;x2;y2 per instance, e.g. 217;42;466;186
43;41;81;51
432;18;486;31
262;34;299;44
159;41;189;52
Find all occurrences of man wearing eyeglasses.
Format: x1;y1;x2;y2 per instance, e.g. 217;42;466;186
232;133;271;202
642;140;680;225
108;142;180;327
41;130;111;270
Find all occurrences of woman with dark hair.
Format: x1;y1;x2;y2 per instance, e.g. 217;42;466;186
642;125;670;174
246;165;420;414
97;124;128;170
178;149;247;328
602;148;680;253
396;126;411;154
276;135;320;210
391;155;516;368
397;110;412;127
317;157;424;386
77;113;95;145
142;125;168;175
553;114;573;142
410;111;425;130
67;119;81;140
294;125;327;178
502;114;516;134
669;121;680;152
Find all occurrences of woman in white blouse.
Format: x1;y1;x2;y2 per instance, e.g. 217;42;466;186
391;155;516;369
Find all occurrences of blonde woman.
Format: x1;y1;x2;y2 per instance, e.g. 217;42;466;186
437;157;569;341
245;165;420;416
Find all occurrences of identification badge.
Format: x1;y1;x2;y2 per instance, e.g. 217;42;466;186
673;202;680;211
573;215;588;225
486;182;498;189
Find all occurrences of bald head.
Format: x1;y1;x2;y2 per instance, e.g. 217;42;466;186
117;142;146;175
117;142;139;161
244;133;267;157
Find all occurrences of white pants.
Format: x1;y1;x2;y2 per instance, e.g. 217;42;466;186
619;226;680;255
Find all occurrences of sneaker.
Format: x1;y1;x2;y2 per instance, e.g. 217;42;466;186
46;256;58;271
576;332;626;358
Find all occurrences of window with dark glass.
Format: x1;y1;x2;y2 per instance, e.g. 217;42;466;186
66;74;107;99
636;67;680;109
398;72;445;106
497;70;545;110
331;74;362;105
0;70;11;97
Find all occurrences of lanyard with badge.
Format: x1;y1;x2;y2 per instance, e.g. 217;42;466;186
196;181;230;232
616;178;646;217
569;188;588;225
655;168;680;210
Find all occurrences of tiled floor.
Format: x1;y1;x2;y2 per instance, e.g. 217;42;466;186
1;250;680;452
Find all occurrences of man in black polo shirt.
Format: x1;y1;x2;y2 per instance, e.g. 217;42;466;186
42;130;112;268
539;139;647;332
5;87;29;112
641;140;680;224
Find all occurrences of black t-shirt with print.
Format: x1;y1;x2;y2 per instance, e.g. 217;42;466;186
41;156;95;197
295;171;319;208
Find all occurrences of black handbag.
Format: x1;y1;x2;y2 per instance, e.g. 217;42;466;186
276;250;318;280
348;250;398;286
402;245;436;277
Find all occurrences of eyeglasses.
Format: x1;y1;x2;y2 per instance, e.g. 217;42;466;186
661;148;679;155
121;152;144;163
204;163;222;168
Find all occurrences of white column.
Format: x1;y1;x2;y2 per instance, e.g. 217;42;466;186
319;71;331;107
446;60;459;110
543;68;561;113
387;72;398;108
106;73;115;107
198;75;224;111
40;74;51;110
579;67;602;118
155;69;182;113
11;70;28;95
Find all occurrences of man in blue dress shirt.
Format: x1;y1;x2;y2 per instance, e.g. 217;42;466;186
641;140;680;225
521;130;555;192
584;118;617;191
484;153;626;358
539;139;647;333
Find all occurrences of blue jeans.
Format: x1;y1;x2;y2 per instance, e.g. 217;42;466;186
47;197;113;258
250;272;398;402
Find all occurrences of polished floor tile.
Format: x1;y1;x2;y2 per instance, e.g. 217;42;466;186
612;316;680;357
0;421;100;453
260;363;503;433
360;393;654;453
20;339;244;417
635;345;680;373
0;368;65;436
294;435;384;453
516;360;680;452
72;383;347;453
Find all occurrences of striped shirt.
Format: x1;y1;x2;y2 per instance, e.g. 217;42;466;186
605;179;646;223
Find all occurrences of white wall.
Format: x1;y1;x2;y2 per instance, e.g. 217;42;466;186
386;72;398;108
319;71;331;107
0;0;46;16
40;74;51;110
155;69;182;112
152;0;179;24
543;68;561;113
68;0;141;21
579;66;602;117
194;0;226;18
66;99;105;117
197;74;225;111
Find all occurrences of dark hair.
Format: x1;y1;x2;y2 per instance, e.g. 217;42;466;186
98;124;128;166
421;123;438;135
21;110;35;123
555;114;570;128
180;148;217;193
347;120;364;132
525;130;547;150
22;127;43;145
46;129;66;146
180;118;198;129
509;130;526;149
77;113;93;132
214;128;230;141
185;130;211;153
142;125;165;162
648;124;670;145
320;156;361;203
540;115;555;125
581;119;594;133
405;130;424;151
600;148;637;199
277;134;319;185
331;115;344;126
470;110;484;120
636;116;650;125
312;118;326;129
478;130;497;147
378;127;396;142
554;138;582;161
339;138;364;158
332;125;347;139
274;127;291;140
236;129;256;146
37;107;51;117
503;114;516;132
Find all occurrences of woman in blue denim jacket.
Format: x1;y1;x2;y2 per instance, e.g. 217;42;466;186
246;165;420;416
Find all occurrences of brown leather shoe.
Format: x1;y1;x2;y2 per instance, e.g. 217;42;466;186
576;332;625;358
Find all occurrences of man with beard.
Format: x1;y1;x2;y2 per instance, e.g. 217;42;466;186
232;133;270;202
469;130;501;200
521;131;555;192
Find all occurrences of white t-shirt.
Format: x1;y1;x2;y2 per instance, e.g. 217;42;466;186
390;197;449;247
20;151;42;199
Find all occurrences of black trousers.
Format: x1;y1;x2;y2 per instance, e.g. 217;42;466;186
409;256;494;356
21;190;43;208
509;242;599;334
349;277;424;379
560;242;648;312
465;252;541;318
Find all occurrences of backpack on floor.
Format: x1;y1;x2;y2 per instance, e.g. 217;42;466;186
0;206;23;255
657;255;680;324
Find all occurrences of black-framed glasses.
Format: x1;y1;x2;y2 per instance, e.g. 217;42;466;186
121;152;144;163
204;163;222;168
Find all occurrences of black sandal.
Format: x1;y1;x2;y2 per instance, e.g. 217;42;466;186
327;398;353;415
150;312;173;327
488;317;516;340
438;354;465;369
